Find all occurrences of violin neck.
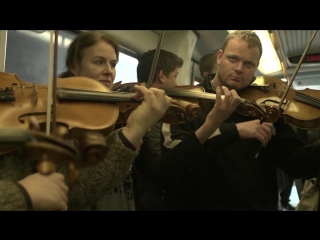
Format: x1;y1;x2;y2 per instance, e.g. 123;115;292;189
57;88;141;102
163;88;248;104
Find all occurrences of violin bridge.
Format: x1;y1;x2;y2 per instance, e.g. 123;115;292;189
277;84;287;98
21;83;25;93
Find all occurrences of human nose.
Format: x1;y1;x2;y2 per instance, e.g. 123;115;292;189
103;63;112;74
234;61;244;73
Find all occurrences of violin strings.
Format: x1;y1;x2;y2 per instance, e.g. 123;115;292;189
293;90;320;108
57;88;141;102
161;87;248;103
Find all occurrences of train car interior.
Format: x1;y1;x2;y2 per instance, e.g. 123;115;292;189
1;30;319;210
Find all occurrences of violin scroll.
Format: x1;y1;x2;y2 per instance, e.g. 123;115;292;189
26;129;80;186
0;121;108;186
235;100;282;123
264;105;283;123
46;123;108;168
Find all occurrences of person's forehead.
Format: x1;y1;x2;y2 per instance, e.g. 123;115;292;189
225;38;260;61
83;41;116;57
171;68;179;74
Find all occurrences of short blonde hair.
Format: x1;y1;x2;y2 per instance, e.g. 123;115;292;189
222;30;263;61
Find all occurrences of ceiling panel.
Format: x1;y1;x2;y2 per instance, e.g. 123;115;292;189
277;30;320;57
192;30;229;62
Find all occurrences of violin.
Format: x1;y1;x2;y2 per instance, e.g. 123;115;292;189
0;104;108;170
114;82;281;123
0;72;198;136
237;75;320;129
111;81;122;90
235;29;320;130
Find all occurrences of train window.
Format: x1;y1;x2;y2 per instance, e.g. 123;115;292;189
5;30;77;83
190;61;202;85
5;30;138;85
114;52;138;84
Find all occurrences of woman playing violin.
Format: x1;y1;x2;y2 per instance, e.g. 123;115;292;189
59;30;172;211
0;30;172;210
145;30;320;210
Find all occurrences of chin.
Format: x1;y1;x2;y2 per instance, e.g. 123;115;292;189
228;80;247;90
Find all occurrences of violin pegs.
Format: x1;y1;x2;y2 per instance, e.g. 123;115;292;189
52;125;69;139
29;116;40;131
77;131;107;167
68;162;79;186
36;152;56;175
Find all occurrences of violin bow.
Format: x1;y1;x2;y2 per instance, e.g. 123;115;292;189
45;30;59;134
273;30;318;110
46;30;54;135
146;30;165;88
51;30;59;131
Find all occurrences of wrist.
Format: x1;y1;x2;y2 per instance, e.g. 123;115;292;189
235;123;245;138
196;120;220;145
121;127;143;151
16;182;33;211
203;118;221;133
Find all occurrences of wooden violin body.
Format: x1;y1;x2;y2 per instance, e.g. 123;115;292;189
0;72;191;138
0;72;120;137
238;75;320;129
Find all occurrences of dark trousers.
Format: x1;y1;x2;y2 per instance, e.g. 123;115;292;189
280;175;294;205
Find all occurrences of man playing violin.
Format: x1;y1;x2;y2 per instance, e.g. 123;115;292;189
131;49;242;210
200;41;295;212
136;30;320;211
176;30;320;210
190;30;288;210
0;30;172;211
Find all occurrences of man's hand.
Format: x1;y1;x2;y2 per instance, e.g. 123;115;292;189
206;86;241;127
236;119;276;147
18;173;68;211
196;86;241;144
122;85;172;150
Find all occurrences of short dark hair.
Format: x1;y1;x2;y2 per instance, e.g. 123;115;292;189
137;49;183;83
199;52;218;77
